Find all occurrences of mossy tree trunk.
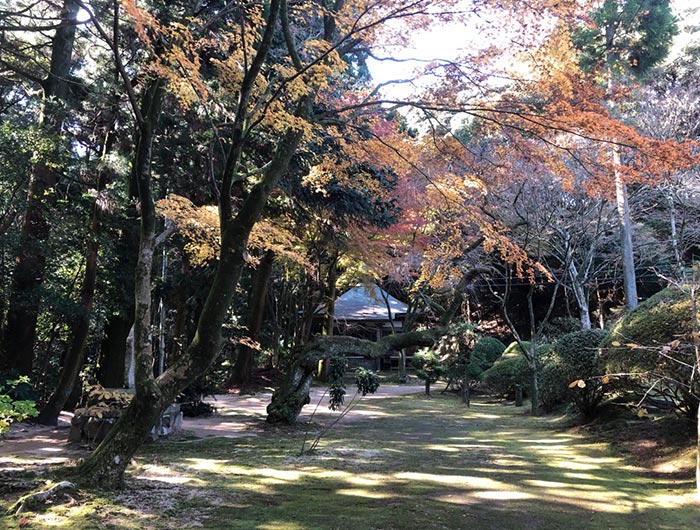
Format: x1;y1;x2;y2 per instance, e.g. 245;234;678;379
72;0;290;487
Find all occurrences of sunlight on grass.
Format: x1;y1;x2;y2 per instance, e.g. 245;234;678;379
395;471;506;490
336;488;393;499
136;463;199;485
346;475;384;486
425;444;459;452
257;522;306;530
5;393;697;530
187;457;231;471
473;490;536;500
524;479;604;491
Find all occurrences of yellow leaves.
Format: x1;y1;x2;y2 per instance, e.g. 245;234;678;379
248;217;311;270
637;408;648;418
157;195;219;267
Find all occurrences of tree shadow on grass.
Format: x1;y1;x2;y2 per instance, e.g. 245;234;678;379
4;394;697;530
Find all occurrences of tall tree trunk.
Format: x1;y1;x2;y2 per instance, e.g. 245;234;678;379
324;252;339;336
98;315;131;388
615;165;638;310
73;77;165;487
37;100;118;424
230;250;275;386
76;125;304;487
2;0;79;375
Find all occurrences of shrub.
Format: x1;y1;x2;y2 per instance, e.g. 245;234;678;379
481;343;533;398
539;329;610;417
413;348;449;395
601;286;698;417
0;373;39;435
471;336;506;372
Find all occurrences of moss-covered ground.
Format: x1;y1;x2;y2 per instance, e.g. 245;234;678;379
2;394;697;529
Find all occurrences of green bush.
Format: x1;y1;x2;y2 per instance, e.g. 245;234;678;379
601;286;699;417
471;336;506;372
0;373;39;435
481;343;533;398
539;329;610;417
413;348;449;395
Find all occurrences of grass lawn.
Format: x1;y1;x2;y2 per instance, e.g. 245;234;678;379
2;393;698;529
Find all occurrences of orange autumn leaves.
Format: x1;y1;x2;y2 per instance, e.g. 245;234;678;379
126;0;695;291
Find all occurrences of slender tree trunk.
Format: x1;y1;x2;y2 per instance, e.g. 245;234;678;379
36;175;107;425
98;315;131;387
568;261;591;329
73;78;165;487
615;165;638;310
37;103;117;424
2;0;79;375
668;191;681;272
324;253;339;336
230;250;275;386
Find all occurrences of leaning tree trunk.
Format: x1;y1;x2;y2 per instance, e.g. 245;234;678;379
568;261;592;330
73;77;165;487
75;128;304;486
2;0;79;375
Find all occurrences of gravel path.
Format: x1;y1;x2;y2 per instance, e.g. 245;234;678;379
0;383;424;467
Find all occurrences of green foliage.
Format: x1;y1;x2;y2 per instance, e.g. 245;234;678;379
470;336;506;372
481;354;533;398
602;286;699;417
0;374;39;435
327;356;380;411
539;329;610;417
573;0;678;77
328;355;347;410
354;367;380;396
413;349;448;384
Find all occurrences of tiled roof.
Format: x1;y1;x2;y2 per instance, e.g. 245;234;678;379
331;283;408;321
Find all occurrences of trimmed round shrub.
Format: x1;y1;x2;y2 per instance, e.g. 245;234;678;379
481;341;535;398
539;329;610;417
470;336;506;372
601;286;698;417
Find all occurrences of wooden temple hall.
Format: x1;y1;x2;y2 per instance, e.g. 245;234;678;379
318;283;409;371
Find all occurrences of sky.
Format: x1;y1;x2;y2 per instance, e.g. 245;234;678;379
367;0;700;95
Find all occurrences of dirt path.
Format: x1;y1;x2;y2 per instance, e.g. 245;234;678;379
0;383;424;468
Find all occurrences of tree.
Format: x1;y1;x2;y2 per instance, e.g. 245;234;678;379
572;0;679;310
27;0;688;488
2;0;80;375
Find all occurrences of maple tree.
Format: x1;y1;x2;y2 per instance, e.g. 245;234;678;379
0;0;696;488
